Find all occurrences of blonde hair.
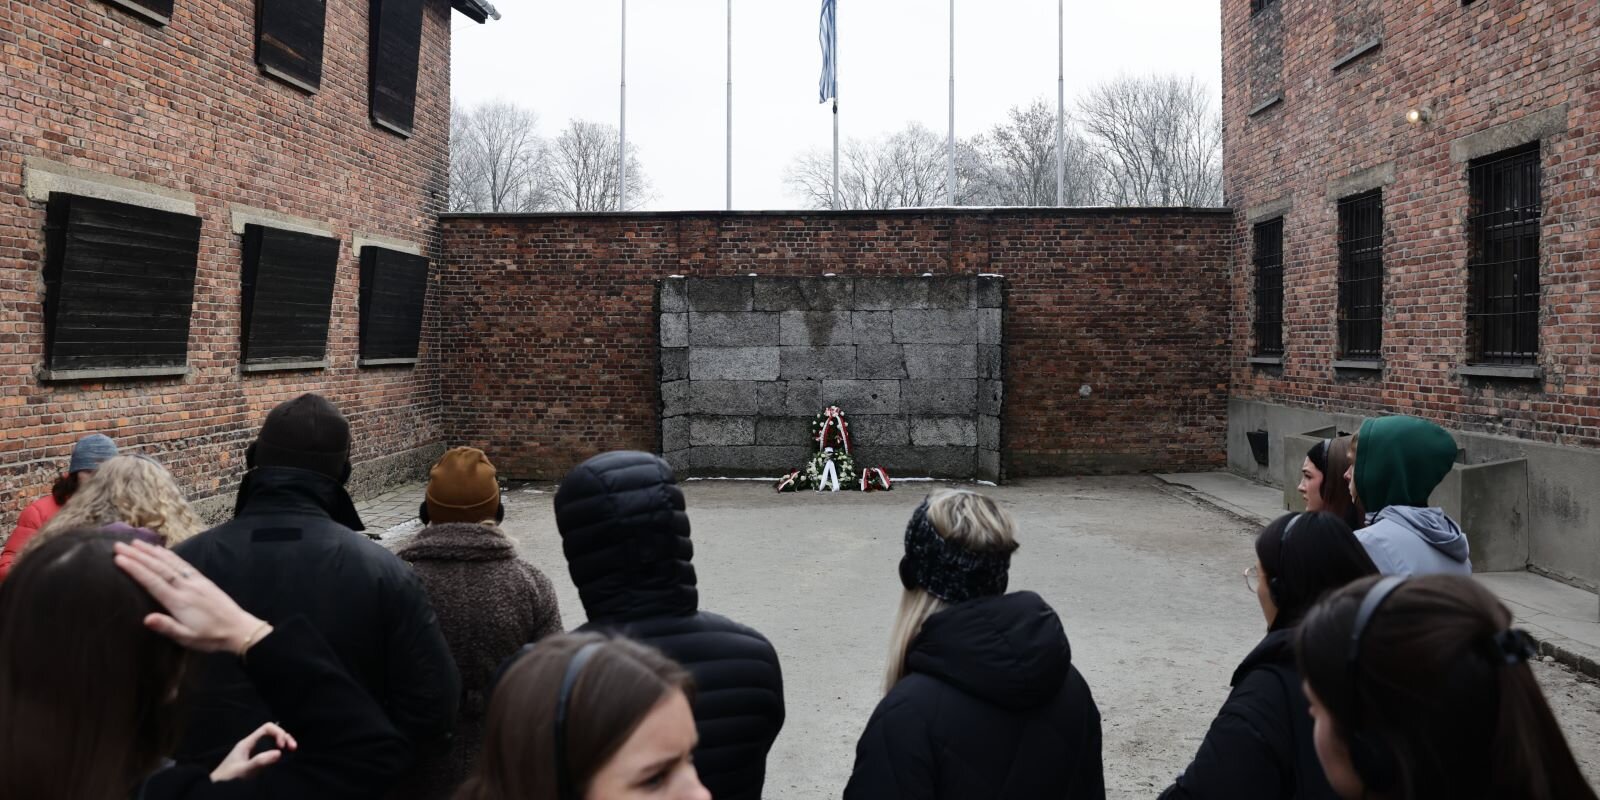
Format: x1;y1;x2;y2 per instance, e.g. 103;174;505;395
883;488;1019;693
28;456;202;555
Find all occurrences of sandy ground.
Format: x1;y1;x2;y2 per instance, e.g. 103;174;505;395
386;475;1600;799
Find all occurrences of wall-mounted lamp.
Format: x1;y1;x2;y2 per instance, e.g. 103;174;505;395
1406;107;1434;126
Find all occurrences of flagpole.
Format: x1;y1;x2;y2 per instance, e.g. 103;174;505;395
1056;0;1064;206
726;0;733;210
946;0;955;205
619;0;628;212
831;3;839;211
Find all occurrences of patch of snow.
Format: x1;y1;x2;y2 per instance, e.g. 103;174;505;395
979;273;1004;277
381;518;423;539
684;476;782;482
976;480;998;487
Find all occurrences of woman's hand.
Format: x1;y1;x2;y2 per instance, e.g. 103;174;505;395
113;539;271;655
210;722;299;783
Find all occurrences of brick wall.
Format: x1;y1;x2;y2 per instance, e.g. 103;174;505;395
437;210;1233;480
0;0;454;524
1223;0;1600;444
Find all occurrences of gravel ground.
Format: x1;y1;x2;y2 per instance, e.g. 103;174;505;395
382;475;1600;798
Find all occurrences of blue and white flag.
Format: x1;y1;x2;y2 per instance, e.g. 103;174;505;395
818;0;836;103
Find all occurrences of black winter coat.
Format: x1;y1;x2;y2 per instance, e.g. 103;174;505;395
554;451;785;800
844;591;1105;800
1158;629;1337;800
173;468;460;784
139;617;409;799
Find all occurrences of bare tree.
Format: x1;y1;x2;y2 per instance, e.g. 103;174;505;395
980;98;1100;206
448;100;552;213
785;123;990;209
1078;75;1222;207
541;119;651;212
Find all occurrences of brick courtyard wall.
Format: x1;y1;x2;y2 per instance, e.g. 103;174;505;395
1222;0;1600;442
437;209;1233;480
0;0;455;526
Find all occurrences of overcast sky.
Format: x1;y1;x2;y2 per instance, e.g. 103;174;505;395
451;1;1222;211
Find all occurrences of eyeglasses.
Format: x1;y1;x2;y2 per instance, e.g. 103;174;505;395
1245;564;1261;594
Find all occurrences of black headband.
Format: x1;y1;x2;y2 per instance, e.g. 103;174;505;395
898;498;1014;604
1307;439;1332;476
556;642;603;800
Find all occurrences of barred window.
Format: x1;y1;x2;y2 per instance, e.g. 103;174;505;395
1251;0;1279;14
1467;144;1540;364
1337;190;1383;360
1253;218;1285;357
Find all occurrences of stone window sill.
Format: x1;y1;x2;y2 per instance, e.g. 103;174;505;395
1248;94;1284;118
242;360;328;374
1248;355;1283;367
1459;364;1541;381
1333;359;1382;372
358;357;419;368
41;365;189;382
1332;37;1382;72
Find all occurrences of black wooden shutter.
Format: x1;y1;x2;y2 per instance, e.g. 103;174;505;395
369;0;424;136
43;194;202;373
241;225;340;365
101;0;174;23
257;0;327;92
358;247;428;361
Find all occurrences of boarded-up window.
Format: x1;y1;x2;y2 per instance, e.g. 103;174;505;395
241;225;340;366
358;247;428;362
257;0;327;92
101;0;174;25
43;194;201;374
369;0;424;136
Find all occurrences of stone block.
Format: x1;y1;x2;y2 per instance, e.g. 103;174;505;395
979;414;1001;451
892;309;977;344
690;416;757;446
661;278;688;313
659;313;688;348
780;346;857;380
979;379;1004;416
689;347;780;381
662;380;690;417
926;277;975;309
663;449;694;474
904;344;977;379
687;445;810;476
851;415;910;446
662;416;690;452
856;277;928;310
755;278;854;311
756;382;787;415
780;311;855;346
911;416;978;447
979;309;1002;345
977;276;1003;309
822;380;902;415
688;278;753;311
852;311;895;343
978;344;1002;380
901;379;977;415
689;312;780;347
660;348;687;382
756;416;813;446
867;446;976;478
977;449;1001;483
855;345;907;379
688;381;759;415
783;380;824;415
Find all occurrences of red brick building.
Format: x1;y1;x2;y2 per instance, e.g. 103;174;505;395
0;0;493;522
1222;0;1600;585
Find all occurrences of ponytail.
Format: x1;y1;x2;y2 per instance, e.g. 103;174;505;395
1489;663;1592;799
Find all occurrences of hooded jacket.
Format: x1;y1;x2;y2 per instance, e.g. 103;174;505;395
1158;629;1338;800
0;494;61;580
1353;417;1471;576
554;451;785;800
844;591;1105;800
397;523;564;800
173;467;460;781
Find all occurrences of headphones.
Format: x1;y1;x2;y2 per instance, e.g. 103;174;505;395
555;642;604;800
1341;574;1408;792
1266;512;1306;605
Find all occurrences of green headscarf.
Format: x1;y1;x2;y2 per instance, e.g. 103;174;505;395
1353;415;1458;513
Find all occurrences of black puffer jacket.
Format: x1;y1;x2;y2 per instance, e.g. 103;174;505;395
1158;629;1337;800
554;451;785;800
173;468;460;783
844;591;1104;800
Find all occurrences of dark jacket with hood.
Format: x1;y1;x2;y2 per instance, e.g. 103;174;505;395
844;591;1105;800
1353;416;1471;576
173;467;460;781
1157;629;1337;800
554;451;785;800
397;523;564;799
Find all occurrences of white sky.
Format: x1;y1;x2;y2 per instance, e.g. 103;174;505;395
451;1;1222;211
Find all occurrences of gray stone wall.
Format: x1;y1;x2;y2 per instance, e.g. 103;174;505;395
661;276;1003;480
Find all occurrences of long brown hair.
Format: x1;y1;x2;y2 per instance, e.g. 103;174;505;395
1320;436;1364;530
30;456;203;557
455;633;694;800
0;528;190;799
1296;575;1596;800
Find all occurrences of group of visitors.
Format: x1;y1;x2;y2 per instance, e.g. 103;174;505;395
0;394;1592;799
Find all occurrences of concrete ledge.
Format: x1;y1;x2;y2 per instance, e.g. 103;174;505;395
1451;104;1568;163
1248;93;1284;118
230;204;335;237
1248;355;1284;367
1244;197;1292;223
374;116;413;139
1459;364;1541;381
1332;359;1383;372
241;360;328;373
353;233;422;256
23;157;196;215
1327;162;1395;202
41;365;189;382
103;0;169;25
260;63;319;95
1331;37;1382;71
358;357;419;367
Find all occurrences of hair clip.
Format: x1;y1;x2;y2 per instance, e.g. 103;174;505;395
1493;628;1536;666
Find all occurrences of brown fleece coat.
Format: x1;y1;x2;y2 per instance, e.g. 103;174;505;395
397;523;563;799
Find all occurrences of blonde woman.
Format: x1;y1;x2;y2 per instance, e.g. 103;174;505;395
844;489;1105;800
29;455;202;553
